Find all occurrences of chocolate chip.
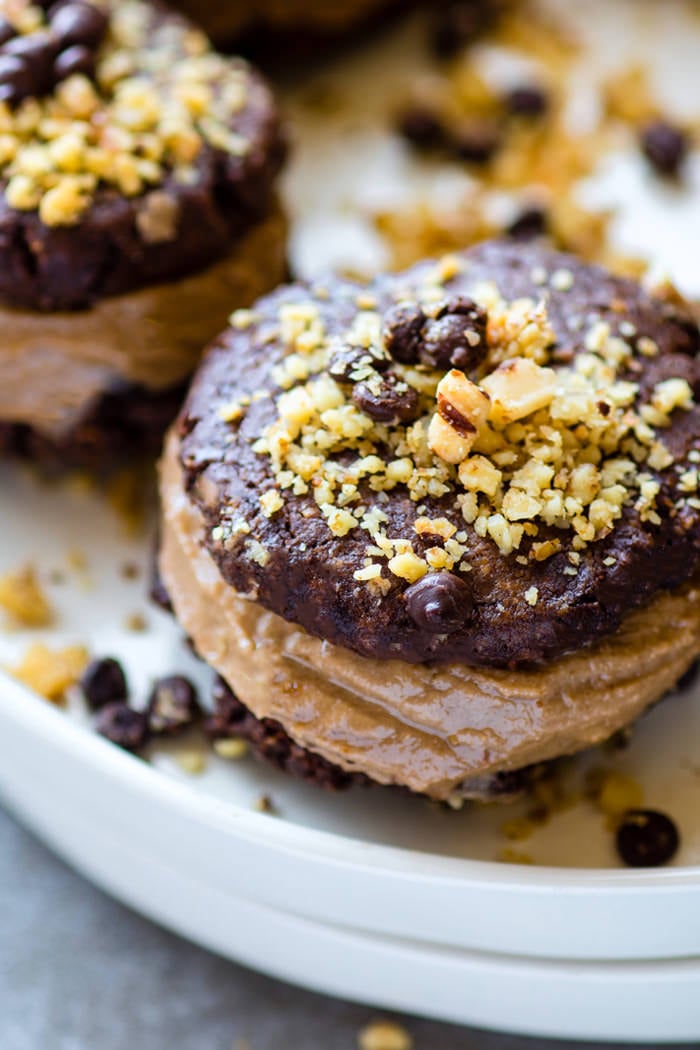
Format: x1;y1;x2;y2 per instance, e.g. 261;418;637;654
328;342;390;382
150;568;173;612
50;1;108;48
507;205;548;239
54;42;94;81
0;17;16;47
397;106;445;149
616;809;680;868
383;302;427;365
405;572;474;633
505;85;549;118
0;54;33;105
421;295;488;371
641;120;688;178
352;374;420;424
80;656;129;710
450;120;501;164
4;32;56;96
96;702;149;752
147;675;201;736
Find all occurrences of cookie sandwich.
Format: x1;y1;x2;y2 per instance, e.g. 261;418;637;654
159;240;700;802
0;0;286;468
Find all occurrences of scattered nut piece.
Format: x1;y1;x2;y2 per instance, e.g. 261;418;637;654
0;564;54;628
358;1020;413;1050
214;737;249;760
9;642;88;703
124;612;148;632
174;747;207;776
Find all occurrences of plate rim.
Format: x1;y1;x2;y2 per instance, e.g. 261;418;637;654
3;670;700;891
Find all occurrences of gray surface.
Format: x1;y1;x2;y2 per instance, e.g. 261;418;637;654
0;804;675;1050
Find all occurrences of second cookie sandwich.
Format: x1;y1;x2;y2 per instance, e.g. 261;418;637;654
0;0;286;468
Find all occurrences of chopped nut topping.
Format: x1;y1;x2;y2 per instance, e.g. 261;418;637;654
0;0;253;226
481;357;557;425
232;257;698;585
524;585;539;606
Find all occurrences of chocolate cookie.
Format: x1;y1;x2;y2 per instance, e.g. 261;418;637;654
0;0;286;468
159;240;700;801
173;240;700;668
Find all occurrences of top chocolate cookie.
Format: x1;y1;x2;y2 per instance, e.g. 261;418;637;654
0;0;284;310
176;240;700;669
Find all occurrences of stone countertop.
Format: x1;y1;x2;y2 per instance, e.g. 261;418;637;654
0;805;673;1050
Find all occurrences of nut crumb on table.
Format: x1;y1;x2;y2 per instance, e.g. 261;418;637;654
358;1019;414;1050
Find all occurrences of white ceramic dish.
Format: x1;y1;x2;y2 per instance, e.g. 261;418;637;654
4;1;700;1038
3;673;700;1043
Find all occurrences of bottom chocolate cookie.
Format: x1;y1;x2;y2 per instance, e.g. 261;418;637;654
0;380;186;472
205;674;541;802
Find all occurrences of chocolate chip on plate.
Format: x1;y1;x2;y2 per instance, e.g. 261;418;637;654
95;702;149;752
421;295;488;371
352;374;419;424
405;572;474;633
147;675;201;736
641;120;688;178
80;656;129;710
505;84;549;118
615;808;680;868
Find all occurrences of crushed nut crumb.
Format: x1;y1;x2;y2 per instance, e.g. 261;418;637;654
357;1020;413;1050
0;564;54;628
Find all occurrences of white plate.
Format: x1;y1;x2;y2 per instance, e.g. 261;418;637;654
3;673;700;1042
4;1;700;1039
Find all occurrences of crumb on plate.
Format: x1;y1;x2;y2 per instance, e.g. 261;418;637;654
8;642;88;703
0;564;55;628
